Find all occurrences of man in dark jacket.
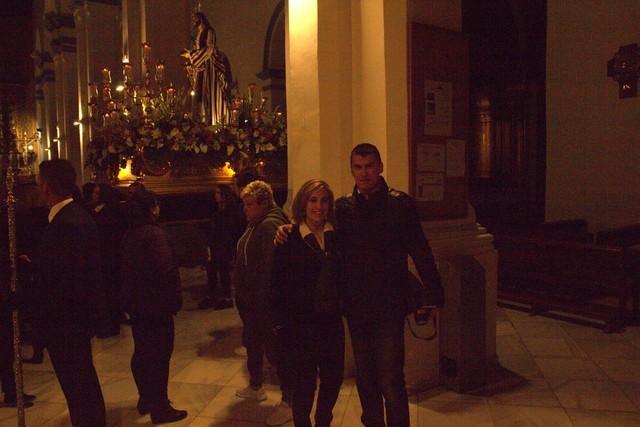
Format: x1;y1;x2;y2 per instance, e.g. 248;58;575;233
33;159;106;426
335;143;444;427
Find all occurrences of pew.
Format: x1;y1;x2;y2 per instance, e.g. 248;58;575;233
494;220;640;332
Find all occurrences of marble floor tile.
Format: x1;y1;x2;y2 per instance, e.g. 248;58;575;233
100;376;140;405
593;357;640;382
416;400;494;426
566;408;640;426
504;309;557;324
93;351;133;377
559;321;611;339
22;371;67;404
339;395;364;426
329;394;351;425
520;336;586;357
338;376;356;396
615;381;640;410
548;378;637;411
496;320;518;337
189;417;264;426
0;402;67;427
573;336;640;359
511;321;571;339
498;354;544;379
488;404;573;427
484;377;560;407
198;386;281;422
419;386;487;404
165;382;223;417
534;356;607;380
11;270;640;427
170;359;244;385
495;307;510;321
622;326;640;349
117;408;194;426
496;335;530;356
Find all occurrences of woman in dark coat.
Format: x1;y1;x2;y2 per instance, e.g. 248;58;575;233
271;179;344;427
120;190;187;424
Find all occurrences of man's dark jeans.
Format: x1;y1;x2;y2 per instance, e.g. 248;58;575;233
348;316;408;427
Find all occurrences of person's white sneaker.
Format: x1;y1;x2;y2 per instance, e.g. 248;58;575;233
235;385;267;401
265;400;292;426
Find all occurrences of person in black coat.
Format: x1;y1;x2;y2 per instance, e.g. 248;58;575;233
199;184;245;310
271;179;344;427
33;159;106;426
120;189;187;424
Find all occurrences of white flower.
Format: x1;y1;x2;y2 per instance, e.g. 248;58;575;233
227;145;235;156
169;128;182;139
200;144;208;153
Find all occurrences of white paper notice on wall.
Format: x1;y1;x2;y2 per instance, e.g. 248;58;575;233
424;80;453;136
446;139;465;178
416;143;445;172
416;172;444;202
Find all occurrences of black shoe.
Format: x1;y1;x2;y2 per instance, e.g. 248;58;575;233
197;298;214;310
214;299;233;310
150;404;188;425
137;399;151;415
4;393;36;407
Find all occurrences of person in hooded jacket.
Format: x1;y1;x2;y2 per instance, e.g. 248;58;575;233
233;180;293;426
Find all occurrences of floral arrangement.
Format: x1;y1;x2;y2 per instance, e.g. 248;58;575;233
85;95;287;179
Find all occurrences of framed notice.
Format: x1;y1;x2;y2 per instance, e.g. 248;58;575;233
416;172;444;202
410;24;468;220
416;143;445;172
424;80;453;136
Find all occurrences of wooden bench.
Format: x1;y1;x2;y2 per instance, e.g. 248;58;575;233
494;221;640;332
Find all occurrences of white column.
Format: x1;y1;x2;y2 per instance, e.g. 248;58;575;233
286;0;354;201
351;0;408;191
74;3;90;183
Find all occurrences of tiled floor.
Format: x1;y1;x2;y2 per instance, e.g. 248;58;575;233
2;267;640;426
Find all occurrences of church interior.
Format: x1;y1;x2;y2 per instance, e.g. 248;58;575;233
2;0;640;425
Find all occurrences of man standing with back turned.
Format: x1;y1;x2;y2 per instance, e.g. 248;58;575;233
335;143;444;427
34;159;106;426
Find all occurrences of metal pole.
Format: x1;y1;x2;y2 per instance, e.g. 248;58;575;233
4;162;26;427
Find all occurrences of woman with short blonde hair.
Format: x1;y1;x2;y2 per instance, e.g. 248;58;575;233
240;180;275;207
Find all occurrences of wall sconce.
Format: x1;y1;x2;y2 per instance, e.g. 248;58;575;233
607;43;639;98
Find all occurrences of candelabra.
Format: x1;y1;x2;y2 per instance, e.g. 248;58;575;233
229;82;280;128
15;130;40;174
88;42;176;128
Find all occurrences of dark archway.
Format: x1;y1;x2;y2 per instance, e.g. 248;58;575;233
464;0;547;233
257;0;286;114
